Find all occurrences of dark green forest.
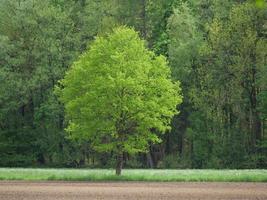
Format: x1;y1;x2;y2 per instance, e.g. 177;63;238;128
0;0;266;169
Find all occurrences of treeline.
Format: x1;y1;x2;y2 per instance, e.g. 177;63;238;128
0;0;266;168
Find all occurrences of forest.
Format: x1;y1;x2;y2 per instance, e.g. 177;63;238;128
0;0;266;169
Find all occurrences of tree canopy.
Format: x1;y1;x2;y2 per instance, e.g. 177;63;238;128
57;27;182;174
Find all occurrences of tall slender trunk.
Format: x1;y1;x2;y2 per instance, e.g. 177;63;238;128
141;0;147;38
250;66;261;148
115;152;123;176
146;150;154;168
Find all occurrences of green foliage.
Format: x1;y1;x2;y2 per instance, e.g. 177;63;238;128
167;2;202;85
0;0;266;170
187;2;267;168
0;0;99;167
58;27;182;157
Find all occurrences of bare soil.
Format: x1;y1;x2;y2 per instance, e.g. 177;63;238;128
0;181;266;200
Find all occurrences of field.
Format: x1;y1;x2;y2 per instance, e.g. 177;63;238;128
0;168;266;182
1;181;267;200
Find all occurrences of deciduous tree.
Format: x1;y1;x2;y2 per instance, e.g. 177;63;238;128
57;27;182;175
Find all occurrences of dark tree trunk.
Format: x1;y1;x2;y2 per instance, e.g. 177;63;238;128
116;152;123;176
37;153;45;165
146;150;154;168
250;66;261;147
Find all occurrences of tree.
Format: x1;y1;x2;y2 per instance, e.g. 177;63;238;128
0;0;74;166
166;2;204;166
188;2;267;168
0;0;95;166
57;27;182;175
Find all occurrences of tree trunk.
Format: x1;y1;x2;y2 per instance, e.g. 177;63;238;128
115;152;123;176
250;66;261;147
141;0;147;39
146;150;154;168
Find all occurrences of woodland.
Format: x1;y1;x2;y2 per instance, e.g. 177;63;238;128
0;0;266;169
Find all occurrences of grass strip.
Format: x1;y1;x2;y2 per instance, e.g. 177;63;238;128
0;168;266;182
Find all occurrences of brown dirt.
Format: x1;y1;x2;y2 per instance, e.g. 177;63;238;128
0;181;266;200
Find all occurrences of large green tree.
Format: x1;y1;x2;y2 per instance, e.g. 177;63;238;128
57;27;182;175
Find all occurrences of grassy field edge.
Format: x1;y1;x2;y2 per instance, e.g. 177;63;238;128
0;168;266;182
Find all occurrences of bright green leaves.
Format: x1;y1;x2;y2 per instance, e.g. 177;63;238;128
58;27;182;155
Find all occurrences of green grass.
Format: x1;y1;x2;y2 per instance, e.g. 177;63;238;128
0;168;266;182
